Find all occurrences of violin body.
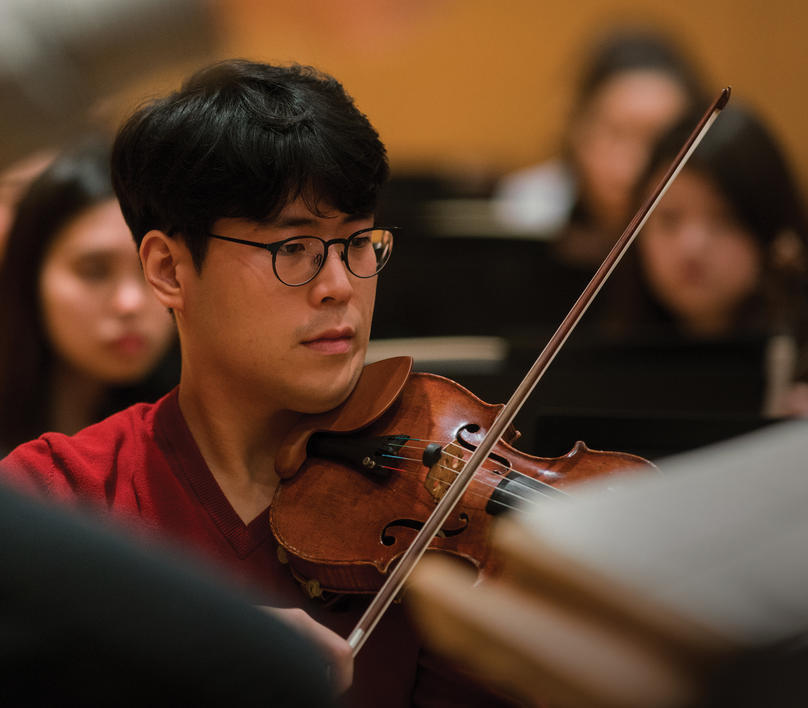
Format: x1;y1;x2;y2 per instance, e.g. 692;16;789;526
270;357;656;596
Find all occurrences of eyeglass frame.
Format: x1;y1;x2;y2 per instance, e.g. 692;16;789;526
207;226;397;287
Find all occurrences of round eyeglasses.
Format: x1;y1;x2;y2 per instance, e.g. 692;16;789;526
208;226;397;287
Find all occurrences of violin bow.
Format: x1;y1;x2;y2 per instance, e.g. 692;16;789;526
347;86;732;655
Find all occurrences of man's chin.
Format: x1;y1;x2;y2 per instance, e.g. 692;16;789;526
289;349;366;413
296;388;354;416
301;372;365;415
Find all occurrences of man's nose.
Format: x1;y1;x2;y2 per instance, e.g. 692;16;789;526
312;245;353;301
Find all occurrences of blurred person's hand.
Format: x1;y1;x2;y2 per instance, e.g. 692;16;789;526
260;606;354;695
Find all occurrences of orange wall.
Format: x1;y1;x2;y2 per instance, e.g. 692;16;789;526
204;1;808;186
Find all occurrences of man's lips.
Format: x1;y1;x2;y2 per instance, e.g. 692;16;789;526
301;327;355;354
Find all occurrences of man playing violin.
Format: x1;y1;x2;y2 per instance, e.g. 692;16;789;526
1;59;510;706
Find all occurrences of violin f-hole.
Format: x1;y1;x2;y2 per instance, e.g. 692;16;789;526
456;424;512;475
380;514;469;546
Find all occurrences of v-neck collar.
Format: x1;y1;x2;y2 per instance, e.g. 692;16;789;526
154;389;273;558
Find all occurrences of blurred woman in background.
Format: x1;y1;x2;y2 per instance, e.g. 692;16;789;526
0;149;55;260
607;105;808;415
495;28;704;266
0;137;178;453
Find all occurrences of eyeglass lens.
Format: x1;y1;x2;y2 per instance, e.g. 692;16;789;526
275;229;393;285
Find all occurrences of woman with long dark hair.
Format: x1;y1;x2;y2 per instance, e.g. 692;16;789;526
495;28;704;263
606;104;808;415
0;137;177;452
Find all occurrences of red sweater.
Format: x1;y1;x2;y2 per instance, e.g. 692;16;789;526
1;389;509;708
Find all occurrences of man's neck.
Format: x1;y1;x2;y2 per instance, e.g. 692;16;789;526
177;375;301;524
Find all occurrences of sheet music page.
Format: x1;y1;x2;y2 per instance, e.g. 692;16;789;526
519;420;808;644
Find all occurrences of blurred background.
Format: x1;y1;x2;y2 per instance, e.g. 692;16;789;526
4;0;808;459
70;0;803;184
216;0;803;184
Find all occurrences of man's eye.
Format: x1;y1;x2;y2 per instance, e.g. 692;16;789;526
350;236;371;249
278;241;307;256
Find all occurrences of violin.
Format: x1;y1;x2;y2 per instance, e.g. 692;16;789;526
271;355;654;597
271;87;732;655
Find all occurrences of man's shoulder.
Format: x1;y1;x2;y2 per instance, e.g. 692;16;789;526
0;390;178;501
29;392;171;459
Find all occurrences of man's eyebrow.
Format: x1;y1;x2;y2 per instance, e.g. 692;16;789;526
270;213;370;229
271;216;319;228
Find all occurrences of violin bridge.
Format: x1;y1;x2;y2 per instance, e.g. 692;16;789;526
424;441;464;504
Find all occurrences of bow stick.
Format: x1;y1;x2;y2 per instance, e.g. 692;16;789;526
348;86;732;655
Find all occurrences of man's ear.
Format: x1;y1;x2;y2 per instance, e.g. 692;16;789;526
140;230;186;311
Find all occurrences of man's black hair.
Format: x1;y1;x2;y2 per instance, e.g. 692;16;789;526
111;59;389;270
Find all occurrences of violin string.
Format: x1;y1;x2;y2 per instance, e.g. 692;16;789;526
397;439;554;484
434;463;550;508
390;442;505;478
389;440;565;500
380;446;558;507
384;443;562;504
437;461;562;505
375;463;527;513
377;460;532;509
381;448;505;475
379;452;540;507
